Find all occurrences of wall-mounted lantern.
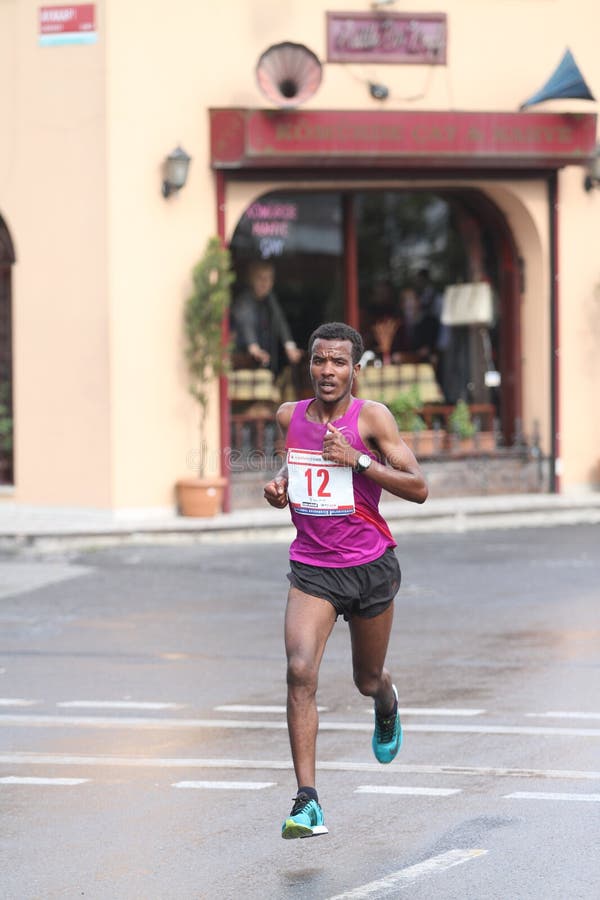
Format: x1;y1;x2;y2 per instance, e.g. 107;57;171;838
162;146;192;198
584;146;600;192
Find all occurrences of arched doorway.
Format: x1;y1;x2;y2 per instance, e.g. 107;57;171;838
0;215;15;485
228;185;521;445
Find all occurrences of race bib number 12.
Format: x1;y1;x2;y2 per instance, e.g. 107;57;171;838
287;448;355;516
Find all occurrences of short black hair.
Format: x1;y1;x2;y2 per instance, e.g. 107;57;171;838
308;322;364;365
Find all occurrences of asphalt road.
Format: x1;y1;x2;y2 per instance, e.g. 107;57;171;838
0;523;599;899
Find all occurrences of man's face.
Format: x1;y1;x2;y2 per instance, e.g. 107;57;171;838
310;338;358;403
251;267;274;299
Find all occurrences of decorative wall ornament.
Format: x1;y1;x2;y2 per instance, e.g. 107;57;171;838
256;42;322;108
520;48;595;109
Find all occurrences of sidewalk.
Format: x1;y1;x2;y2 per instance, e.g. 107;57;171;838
1;492;599;551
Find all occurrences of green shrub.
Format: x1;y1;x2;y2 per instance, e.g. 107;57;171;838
449;399;476;439
183;237;234;475
388;386;426;432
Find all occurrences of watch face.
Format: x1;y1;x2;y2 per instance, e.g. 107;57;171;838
358;454;371;470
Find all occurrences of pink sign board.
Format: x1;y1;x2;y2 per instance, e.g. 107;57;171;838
39;5;96;46
327;12;447;65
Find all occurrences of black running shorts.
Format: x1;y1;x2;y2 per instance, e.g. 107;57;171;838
287;548;401;621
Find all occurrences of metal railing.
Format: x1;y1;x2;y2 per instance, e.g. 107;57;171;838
229;409;548;487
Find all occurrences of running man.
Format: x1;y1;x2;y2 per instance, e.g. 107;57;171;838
263;322;428;840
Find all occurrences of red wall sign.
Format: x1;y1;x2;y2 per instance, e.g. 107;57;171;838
327;12;447;65
210;108;597;171
39;5;96;45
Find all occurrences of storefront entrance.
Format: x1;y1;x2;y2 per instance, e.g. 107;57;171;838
211;107;596;509
227;185;523;498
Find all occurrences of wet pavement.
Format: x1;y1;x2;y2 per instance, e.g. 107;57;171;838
0;523;599;898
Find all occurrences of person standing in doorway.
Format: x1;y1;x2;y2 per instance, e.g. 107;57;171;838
231;260;302;375
263;322;428;839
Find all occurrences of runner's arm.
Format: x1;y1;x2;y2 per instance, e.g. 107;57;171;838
359;401;428;503
263;402;294;509
322;401;428;504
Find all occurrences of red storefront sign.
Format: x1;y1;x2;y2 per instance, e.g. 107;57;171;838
39;5;96;45
210;108;597;170
327;12;447;65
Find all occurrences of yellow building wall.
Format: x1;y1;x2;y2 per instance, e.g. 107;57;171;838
559;166;600;491
102;2;275;509
0;0;111;507
2;0;599;508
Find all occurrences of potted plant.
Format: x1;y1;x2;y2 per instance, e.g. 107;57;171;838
448;398;495;454
388;386;441;457
449;398;475;439
175;236;234;517
0;383;13;484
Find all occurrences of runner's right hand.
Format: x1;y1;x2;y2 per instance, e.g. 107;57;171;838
264;476;289;508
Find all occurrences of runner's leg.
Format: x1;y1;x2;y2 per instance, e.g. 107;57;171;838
348;603;396;714
285;586;337;789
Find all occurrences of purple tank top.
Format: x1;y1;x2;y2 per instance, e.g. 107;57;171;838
286;397;396;567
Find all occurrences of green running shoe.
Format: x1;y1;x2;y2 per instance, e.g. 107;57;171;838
372;684;402;764
281;792;328;839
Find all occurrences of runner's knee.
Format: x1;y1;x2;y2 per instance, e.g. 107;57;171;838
353;666;384;697
287;653;319;693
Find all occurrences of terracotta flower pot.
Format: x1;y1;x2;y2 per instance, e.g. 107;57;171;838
446;431;496;455
400;429;443;458
175;476;226;517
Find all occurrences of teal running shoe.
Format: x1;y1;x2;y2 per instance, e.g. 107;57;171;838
281;792;328;839
372;684;402;764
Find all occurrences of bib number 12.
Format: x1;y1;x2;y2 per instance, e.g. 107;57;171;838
286;448;354;516
305;467;331;498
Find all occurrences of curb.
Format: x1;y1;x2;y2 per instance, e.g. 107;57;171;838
1;494;599;552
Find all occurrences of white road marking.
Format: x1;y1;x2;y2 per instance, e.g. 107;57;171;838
0;714;290;730
0;562;92;600
400;723;600;737
0;752;295;769
0;776;89;786
326;848;487;898
56;700;185;710
172;780;274;790
367;707;486;717
1;701;595;720
0;698;38;707
2;713;600;737
526;711;600;721
215;704;327;713
504;791;600;803
355;785;461;797
1;754;597;782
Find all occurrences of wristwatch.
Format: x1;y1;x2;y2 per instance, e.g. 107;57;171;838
354;453;372;474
